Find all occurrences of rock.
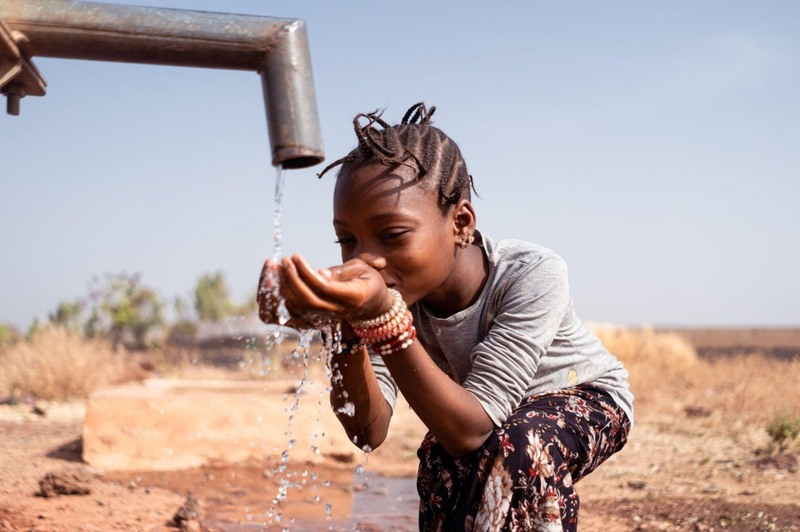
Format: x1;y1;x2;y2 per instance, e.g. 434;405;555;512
684;405;711;418
173;492;205;532
627;479;647;490
38;468;93;497
754;452;799;472
181;520;201;532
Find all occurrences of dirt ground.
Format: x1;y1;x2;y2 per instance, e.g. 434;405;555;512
2;348;799;531
2;394;798;531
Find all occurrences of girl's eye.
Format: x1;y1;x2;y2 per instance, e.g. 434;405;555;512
334;237;354;246
381;230;407;241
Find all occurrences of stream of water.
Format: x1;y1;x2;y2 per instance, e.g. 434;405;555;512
244;167;418;530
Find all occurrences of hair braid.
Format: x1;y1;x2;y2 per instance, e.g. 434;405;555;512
318;103;476;205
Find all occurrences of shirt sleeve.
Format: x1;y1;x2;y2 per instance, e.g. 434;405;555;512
462;253;571;426
368;347;399;411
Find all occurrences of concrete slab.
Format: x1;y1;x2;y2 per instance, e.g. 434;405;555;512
83;378;355;471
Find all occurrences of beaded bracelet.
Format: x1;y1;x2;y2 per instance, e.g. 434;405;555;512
348;289;416;355
374;325;416;354
349;289;405;330
376;327;417;356
353;310;412;341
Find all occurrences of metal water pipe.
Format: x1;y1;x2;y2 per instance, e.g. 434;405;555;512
0;0;324;168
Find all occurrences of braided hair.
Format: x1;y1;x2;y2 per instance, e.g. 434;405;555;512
318;103;476;205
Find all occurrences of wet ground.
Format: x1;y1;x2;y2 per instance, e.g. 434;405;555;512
106;461;419;532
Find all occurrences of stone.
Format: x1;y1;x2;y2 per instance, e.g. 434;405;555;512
173;492;205;531
82;379;353;471
38;468;93;497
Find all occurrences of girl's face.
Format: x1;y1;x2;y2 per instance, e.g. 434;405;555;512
332;162;467;307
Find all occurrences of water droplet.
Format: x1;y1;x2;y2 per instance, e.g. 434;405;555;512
325;503;332;519
336;401;356;417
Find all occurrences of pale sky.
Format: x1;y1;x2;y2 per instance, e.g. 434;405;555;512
2;0;799;329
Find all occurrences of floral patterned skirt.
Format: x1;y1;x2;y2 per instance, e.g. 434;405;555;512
416;385;631;532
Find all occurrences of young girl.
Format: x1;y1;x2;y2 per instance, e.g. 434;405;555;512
258;103;633;532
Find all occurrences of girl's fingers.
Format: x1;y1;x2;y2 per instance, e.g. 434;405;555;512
294;256;372;303
258;259;281;323
293;255;338;295
280;257;340;313
277;259;307;307
324;260;371;282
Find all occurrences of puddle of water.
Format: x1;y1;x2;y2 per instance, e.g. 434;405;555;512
106;460;418;531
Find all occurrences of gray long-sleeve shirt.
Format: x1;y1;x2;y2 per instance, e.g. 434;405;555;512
370;232;634;428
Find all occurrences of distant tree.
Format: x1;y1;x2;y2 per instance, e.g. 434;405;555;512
167;319;198;346
26;319;42;341
48;300;84;333
174;295;190;320
87;273;164;349
234;287;258;317
0;323;22;349
195;272;233;323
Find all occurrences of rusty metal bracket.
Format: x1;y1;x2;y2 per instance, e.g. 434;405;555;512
0;20;47;115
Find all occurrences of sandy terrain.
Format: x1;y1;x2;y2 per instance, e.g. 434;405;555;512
2;391;798;532
1;329;799;532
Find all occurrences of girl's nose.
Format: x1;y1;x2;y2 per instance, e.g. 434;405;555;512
358;250;386;270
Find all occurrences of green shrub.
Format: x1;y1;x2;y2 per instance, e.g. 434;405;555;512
766;411;800;453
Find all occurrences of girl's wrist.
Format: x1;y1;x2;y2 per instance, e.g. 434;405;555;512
347;289;417;356
340;321;358;340
349;289;402;329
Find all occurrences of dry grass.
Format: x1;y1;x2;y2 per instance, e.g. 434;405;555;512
0;326;125;401
591;324;800;445
590;324;700;412
678;354;800;432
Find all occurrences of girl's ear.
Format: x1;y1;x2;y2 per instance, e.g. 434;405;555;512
451;199;477;243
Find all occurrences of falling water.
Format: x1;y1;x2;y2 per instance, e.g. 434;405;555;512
270;168;291;327
273;167;285;261
262;166;347;527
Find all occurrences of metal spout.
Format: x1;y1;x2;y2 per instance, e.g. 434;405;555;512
0;0;324;168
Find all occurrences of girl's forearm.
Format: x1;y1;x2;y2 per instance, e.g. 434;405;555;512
382;342;495;457
329;340;392;451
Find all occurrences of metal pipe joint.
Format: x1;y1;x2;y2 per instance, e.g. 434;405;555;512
0;0;324;168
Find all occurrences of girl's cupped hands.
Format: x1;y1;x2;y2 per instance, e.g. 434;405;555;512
258;254;394;328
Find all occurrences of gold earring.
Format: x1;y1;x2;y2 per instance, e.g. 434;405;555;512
459;234;474;250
